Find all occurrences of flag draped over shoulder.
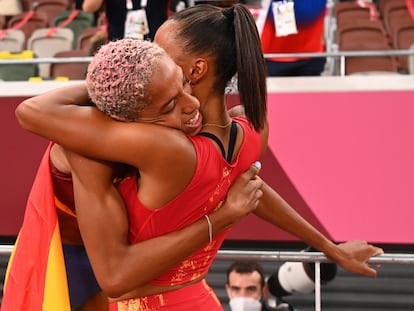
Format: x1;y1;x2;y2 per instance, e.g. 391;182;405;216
2;143;70;311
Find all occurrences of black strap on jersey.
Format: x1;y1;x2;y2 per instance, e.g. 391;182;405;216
227;121;238;162
198;121;238;163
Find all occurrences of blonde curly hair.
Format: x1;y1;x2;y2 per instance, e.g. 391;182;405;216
86;39;166;121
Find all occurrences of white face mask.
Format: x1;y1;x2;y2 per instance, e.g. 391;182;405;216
229;297;262;311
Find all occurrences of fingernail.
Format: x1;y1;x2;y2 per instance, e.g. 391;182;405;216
253;161;261;169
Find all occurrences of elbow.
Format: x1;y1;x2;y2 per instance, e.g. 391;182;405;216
15;99;38;133
99;276;125;298
97;269;137;298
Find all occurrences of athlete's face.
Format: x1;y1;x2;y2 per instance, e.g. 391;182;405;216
137;54;202;136
154;21;202;100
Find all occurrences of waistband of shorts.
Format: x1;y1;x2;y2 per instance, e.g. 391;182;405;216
116;279;211;309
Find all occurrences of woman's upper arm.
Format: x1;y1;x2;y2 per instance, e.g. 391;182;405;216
16;84;175;166
82;0;104;12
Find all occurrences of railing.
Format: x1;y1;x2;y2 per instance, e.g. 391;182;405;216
264;49;414;76
1;49;414;78
1;244;413;310
217;250;414;311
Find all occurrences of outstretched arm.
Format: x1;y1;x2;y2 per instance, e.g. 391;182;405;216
230;104;383;277
66;149;263;298
254;183;383;277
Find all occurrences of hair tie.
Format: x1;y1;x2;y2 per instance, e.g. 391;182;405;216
222;7;234;22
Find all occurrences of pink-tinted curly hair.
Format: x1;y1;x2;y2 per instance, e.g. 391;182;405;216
86;38;166;121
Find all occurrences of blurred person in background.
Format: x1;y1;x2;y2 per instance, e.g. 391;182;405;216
261;0;327;76
226;261;296;311
145;0;169;40
82;0;166;42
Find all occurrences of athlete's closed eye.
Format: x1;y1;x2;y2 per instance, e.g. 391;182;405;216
161;100;176;115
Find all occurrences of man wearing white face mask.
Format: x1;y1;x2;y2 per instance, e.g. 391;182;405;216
226;261;296;311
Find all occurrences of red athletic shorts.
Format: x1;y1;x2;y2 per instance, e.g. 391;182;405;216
110;279;223;311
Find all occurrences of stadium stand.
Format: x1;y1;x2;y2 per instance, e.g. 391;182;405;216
27;27;74;78
333;0;414;75
0;1;413;78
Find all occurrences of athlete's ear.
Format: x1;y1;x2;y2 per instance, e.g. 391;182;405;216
189;58;207;84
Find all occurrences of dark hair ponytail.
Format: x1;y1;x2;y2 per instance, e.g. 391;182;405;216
171;4;267;131
232;4;267;131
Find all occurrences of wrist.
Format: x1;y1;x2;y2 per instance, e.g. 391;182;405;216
207;208;232;236
204;215;213;243
320;241;347;264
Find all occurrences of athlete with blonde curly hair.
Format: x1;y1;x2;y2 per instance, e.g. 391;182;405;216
7;38;263;311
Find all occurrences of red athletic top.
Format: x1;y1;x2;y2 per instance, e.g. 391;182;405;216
50;161;76;215
118;116;262;286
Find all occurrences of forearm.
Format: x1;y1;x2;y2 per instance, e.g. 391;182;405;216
254;183;343;262
15;83;154;165
255;182;384;277
83;199;236;298
15;84;90;139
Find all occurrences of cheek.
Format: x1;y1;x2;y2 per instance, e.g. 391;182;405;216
164;114;183;131
251;292;262;299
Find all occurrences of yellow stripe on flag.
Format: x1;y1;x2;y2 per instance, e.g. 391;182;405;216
3;234;20;292
42;222;70;311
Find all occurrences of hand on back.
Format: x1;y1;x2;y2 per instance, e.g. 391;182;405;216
213;162;263;229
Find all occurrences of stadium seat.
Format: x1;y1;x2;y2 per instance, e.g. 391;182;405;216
50;49;89;79
337;20;398;75
0;29;26;52
391;20;414;71
337;19;390;47
77;26;103;51
53;10;95;49
334;1;377;28
7;11;49;49
382;0;413;37
27;27;74;78
32;0;72;25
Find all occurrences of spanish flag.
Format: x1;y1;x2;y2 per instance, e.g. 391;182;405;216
2;143;70;311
